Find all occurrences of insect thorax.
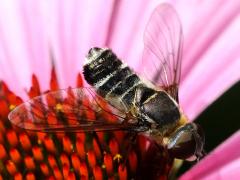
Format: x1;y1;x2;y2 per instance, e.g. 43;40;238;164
83;48;180;129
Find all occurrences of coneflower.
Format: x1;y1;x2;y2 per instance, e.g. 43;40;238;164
0;0;240;179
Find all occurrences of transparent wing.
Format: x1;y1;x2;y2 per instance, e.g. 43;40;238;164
142;3;183;101
8;88;141;132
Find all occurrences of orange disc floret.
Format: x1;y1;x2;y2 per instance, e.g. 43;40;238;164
0;81;10;93
19;133;32;151
93;138;101;158
53;166;63;180
36;132;47;144
137;135;149;157
62;164;70;179
50;67;59;91
93;166;103;180
25;172;36;180
118;164;127;180
87;150;96;168
6;129;18;147
24;156;36;170
0;144;7;159
113;131;125;144
48;155;58;169
67;172;76;180
46;93;57;107
40;163;50;176
32;146;44;161
76;73;84;87
14;173;23;180
79;162;88;179
7;93;23;107
9;148;21;164
56;132;65;140
28;87;39;99
6;160;18;175
109;139;119;155
103;153;113;175
76;138;86;159
47;113;58;126
31;74;41;95
128;151;137;173
62;136;73;154
43;136;57;154
0;121;6;133
60;153;70;167
96;132;104;144
65;113;78;126
0;100;9;118
71;153;81;174
76;133;86;142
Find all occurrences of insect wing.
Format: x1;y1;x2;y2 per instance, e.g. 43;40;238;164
141;3;183;101
8;88;139;132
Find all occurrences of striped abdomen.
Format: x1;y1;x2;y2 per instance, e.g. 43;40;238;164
83;47;180;127
83;47;144;112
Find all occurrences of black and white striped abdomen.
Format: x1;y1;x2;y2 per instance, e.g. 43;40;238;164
83;47;144;112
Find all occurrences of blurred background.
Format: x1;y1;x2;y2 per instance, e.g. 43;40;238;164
0;0;239;179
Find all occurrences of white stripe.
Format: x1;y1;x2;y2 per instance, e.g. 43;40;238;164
105;71;133;97
143;93;158;104
105;81;122;97
120;81;142;99
84;48;107;65
94;63;128;89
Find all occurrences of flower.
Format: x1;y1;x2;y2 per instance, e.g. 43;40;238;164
0;0;240;179
0;72;173;179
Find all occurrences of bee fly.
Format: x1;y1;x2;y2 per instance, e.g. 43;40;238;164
83;47;204;161
8;4;204;161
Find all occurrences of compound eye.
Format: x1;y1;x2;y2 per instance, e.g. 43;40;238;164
167;123;204;161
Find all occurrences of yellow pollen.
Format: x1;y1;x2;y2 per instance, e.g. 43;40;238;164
9;104;16;110
113;154;122;162
55;103;62;111
38;139;42;145
101;164;106;169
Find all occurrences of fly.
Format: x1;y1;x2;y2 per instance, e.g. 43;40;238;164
8;3;205;161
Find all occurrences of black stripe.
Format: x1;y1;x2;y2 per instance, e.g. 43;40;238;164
109;74;140;96
92;59;122;82
97;67;133;96
121;88;136;106
83;50;122;85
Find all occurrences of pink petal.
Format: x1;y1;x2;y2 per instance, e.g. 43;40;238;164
180;130;240;180
176;0;240;119
18;0;51;91
201;158;240;180
0;0;239;120
0;0;32;98
48;0;116;87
